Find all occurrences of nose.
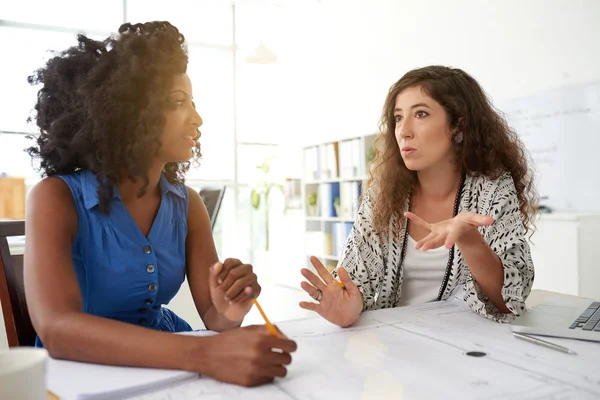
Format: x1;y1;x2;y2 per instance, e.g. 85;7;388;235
395;117;413;140
190;107;203;130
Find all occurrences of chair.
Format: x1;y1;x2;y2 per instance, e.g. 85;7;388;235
199;186;226;230
0;220;36;347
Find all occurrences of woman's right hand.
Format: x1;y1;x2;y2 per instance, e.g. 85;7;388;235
200;325;297;387
299;256;363;328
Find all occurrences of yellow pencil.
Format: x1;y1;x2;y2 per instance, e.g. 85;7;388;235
332;280;345;288
250;295;278;336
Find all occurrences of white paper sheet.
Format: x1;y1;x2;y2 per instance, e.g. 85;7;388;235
49;301;600;400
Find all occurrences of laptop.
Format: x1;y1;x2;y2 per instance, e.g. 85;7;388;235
510;294;600;342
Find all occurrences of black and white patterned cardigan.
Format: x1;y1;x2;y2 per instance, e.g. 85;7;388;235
332;172;535;323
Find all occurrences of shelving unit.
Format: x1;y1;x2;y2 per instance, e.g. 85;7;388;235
301;133;378;272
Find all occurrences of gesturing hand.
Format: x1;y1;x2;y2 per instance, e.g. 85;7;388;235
299;256;363;328
404;211;493;251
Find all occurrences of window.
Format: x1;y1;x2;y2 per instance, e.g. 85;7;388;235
0;0;123;31
0;133;36;177
185;46;235;181
126;0;232;46
0;27;81;134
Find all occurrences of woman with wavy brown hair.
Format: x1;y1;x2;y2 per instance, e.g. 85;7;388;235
300;65;537;327
24;21;296;387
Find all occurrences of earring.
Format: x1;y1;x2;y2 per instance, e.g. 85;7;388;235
453;131;463;144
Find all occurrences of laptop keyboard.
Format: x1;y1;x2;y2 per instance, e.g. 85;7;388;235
569;301;600;331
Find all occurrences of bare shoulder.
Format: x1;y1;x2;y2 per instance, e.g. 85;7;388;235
186;186;207;213
185;186;211;228
27;176;77;236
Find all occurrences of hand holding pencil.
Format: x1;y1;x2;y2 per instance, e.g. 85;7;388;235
299;256;363;328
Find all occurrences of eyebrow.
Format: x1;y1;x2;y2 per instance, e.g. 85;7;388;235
170;89;191;98
394;103;432;113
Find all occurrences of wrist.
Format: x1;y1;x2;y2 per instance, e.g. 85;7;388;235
177;334;212;373
205;305;243;331
456;225;484;247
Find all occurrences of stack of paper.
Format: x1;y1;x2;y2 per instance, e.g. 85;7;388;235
47;331;216;400
47;359;197;400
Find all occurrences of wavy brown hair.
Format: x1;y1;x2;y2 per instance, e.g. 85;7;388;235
367;65;538;238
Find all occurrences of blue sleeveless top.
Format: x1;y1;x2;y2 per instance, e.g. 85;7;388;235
35;170;192;347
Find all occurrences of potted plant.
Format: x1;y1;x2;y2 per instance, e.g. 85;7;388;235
250;156;283;252
307;192;318;216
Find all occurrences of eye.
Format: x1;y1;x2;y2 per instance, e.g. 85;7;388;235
174;99;186;106
394;115;403;123
415;110;429;118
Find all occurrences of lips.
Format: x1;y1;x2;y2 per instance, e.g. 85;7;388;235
401;146;416;155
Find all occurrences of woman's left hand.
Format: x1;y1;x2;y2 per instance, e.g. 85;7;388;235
404;211;494;251
209;258;261;323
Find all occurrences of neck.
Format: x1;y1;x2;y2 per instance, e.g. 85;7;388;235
415;163;462;201
117;162;165;201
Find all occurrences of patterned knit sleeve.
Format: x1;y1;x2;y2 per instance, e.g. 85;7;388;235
465;173;535;322
331;191;386;311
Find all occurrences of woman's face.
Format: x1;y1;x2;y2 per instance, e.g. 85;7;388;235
159;73;202;163
394;85;455;172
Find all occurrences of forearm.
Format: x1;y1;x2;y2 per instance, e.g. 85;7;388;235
456;228;511;313
42;312;200;371
203;306;243;332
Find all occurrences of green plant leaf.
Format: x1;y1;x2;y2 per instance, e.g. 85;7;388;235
251;189;261;209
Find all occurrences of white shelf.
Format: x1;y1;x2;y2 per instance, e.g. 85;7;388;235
300;133;378;273
304;176;369;185
306;216;354;223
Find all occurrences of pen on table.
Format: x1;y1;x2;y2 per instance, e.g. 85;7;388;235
249;293;278;336
513;332;577;355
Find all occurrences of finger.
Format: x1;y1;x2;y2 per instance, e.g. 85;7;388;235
299;301;320;312
229;287;254;304
310;256;334;285
301;268;326;291
209;262;223;290
403;212;431;230
225;274;257;301
415;232;437;249
218;258;243;284
220;264;252;292
300;281;321;300
263;351;293;366
262;364;288;379
264;335;298;353
246;284;260;298
461;212;494;227
421;235;445;251
337;267;360;295
444;231;459;249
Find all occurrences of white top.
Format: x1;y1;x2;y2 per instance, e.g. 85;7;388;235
396;235;448;307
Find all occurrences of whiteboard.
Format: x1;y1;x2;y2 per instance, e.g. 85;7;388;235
495;82;600;212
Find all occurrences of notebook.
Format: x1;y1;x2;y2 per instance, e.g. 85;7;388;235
47;331;215;400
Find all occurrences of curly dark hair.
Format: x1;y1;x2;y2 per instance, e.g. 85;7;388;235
26;21;201;213
368;65;538;237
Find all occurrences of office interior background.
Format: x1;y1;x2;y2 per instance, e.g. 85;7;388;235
1;0;600;347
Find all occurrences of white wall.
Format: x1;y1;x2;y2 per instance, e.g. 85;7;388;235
285;0;600;145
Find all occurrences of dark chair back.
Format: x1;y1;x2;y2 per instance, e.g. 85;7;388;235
0;220;36;346
199;186;226;230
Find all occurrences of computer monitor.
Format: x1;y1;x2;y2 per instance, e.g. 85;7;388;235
199;186;226;230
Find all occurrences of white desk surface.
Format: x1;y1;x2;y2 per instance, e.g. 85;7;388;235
47;290;600;400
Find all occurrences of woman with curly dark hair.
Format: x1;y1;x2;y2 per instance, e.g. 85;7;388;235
24;21;296;387
299;66;537;328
